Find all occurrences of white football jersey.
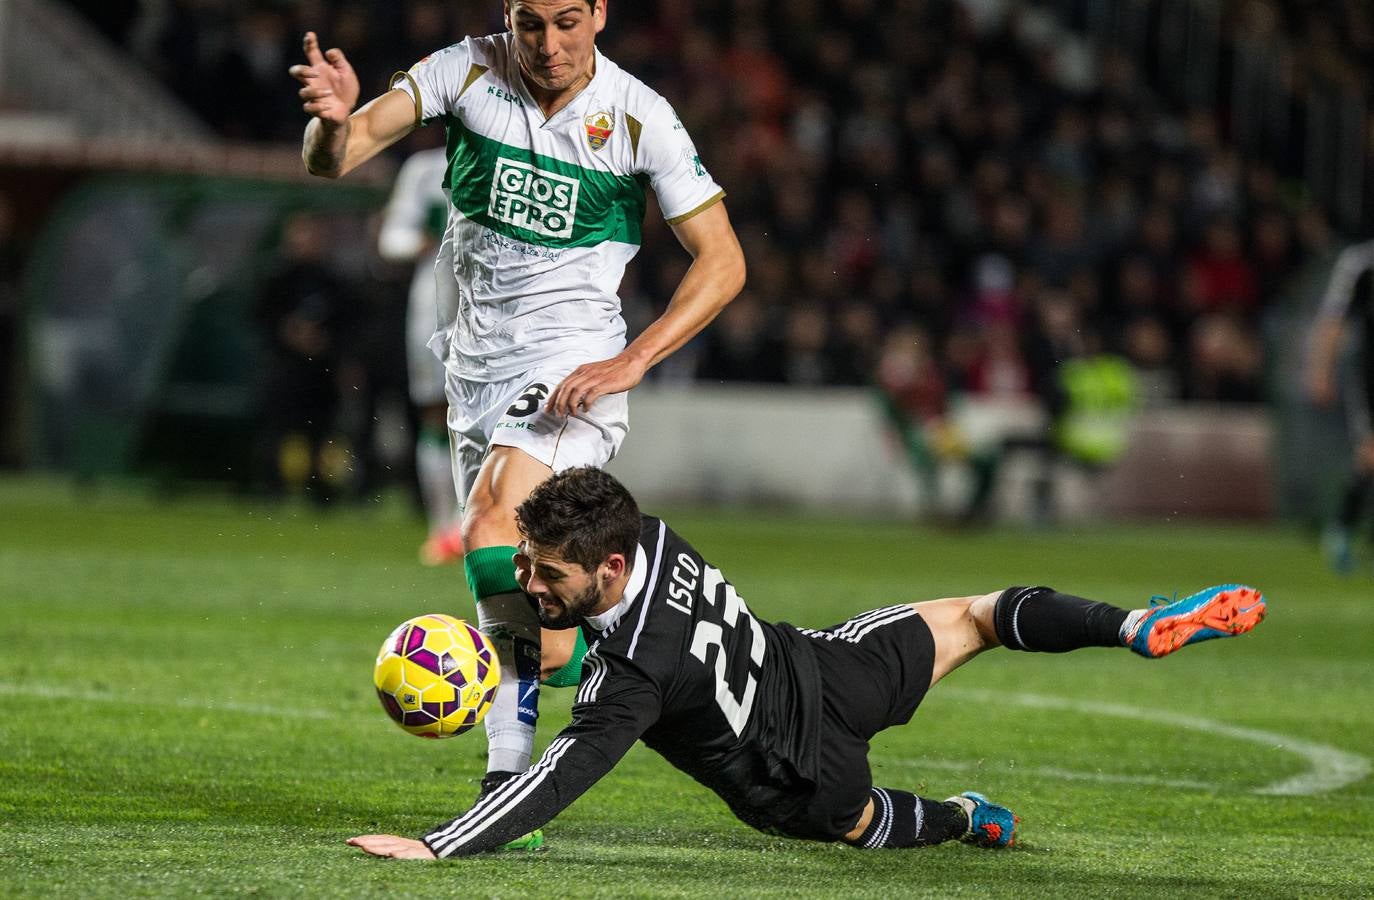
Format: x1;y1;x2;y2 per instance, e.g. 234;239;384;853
392;33;725;382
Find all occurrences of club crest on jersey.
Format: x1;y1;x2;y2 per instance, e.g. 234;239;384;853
584;111;614;151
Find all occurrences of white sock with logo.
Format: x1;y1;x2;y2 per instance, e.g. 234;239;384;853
477;592;541;774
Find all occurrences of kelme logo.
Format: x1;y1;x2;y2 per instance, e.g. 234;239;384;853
489;158;579;239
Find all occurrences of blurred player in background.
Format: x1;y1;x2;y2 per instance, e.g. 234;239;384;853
378;146;465;566
289;0;746;842
1308;238;1374;574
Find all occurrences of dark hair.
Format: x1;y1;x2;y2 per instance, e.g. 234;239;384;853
505;0;597;9
515;467;640;571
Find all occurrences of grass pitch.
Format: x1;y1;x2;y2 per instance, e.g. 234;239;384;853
2;477;1371;898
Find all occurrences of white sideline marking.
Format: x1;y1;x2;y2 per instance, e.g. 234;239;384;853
3;682;1368;795
871;756;1218;791
939;688;1371;796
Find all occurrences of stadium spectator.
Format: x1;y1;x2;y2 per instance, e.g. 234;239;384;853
345;466;1266;858
251;212;356;504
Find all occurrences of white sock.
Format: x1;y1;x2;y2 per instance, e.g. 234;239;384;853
1120;608;1149;643
416;435;458;534
476;592;540;774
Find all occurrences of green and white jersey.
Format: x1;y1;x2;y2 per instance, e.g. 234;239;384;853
391;33;725;382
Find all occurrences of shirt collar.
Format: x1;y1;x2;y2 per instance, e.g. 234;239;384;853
583;541;648;634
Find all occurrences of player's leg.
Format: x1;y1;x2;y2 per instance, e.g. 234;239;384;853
839;582;1267;849
408;268;464;565
416;402;464;565
800;609;1016;850
917;584;1265;674
461;444;554;781
1360;436;1374;569
1327;375;1374;573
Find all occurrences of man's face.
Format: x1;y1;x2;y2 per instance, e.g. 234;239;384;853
514;541;607;629
505;0;605;95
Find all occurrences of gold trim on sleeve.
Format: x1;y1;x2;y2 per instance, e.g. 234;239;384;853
626;114;643;162
390;71;423;126
460;64;490;98
665;190;726;226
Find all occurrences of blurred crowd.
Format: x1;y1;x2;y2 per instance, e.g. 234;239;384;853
67;0;1371;418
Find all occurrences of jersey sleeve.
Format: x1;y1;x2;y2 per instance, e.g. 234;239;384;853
1316;243;1374;322
635;97;725;225
420;648;661;857
389;40;473;127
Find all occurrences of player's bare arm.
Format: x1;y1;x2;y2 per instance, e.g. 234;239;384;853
546;201;746;416
1306;316;1344;408
346;835;436;859
290;32;417;178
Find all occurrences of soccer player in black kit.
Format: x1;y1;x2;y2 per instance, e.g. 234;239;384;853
1309;238;1374;574
349;469;1267;859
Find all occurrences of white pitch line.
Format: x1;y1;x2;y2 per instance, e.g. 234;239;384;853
939;687;1371;796
3;682;1368;796
871;756;1218;791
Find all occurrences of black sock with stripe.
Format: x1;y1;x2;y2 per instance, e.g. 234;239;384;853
845;788;969;849
993;585;1129;653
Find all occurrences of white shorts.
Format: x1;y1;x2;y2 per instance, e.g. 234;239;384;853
446;361;630;508
407;254;458;408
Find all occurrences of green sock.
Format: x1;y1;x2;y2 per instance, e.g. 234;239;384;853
543;628;587;688
464;545;520;600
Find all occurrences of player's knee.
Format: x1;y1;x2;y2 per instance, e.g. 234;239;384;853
460;499;508;549
540;646;574;681
539;629;576;680
967;591;1002;646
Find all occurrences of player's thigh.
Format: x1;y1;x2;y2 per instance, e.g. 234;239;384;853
806;606;938;738
908;593;1001;688
486;363;629;474
462;445;553;547
445;371;553;528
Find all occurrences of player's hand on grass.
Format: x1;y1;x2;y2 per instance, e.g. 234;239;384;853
548;354;647;417
289;31;359;125
346;835;436;859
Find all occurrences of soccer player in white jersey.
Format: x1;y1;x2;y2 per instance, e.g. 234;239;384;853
289;0;746;842
378;146;467;566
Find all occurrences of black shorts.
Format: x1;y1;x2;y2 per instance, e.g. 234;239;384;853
778;605;936;841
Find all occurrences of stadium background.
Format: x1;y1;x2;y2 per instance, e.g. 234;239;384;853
1;0;1370;523
2;2;1373;896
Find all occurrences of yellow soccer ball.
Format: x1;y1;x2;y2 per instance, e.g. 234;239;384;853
373;613;500;739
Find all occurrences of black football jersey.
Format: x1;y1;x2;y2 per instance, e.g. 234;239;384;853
422;515;824;857
1318;240;1374;390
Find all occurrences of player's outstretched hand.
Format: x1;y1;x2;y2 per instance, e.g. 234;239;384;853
346;834;437;859
288;31;360;125
548;354;647;417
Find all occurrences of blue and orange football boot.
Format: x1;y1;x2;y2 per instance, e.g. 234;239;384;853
1125;584;1266;659
947;791;1018;848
